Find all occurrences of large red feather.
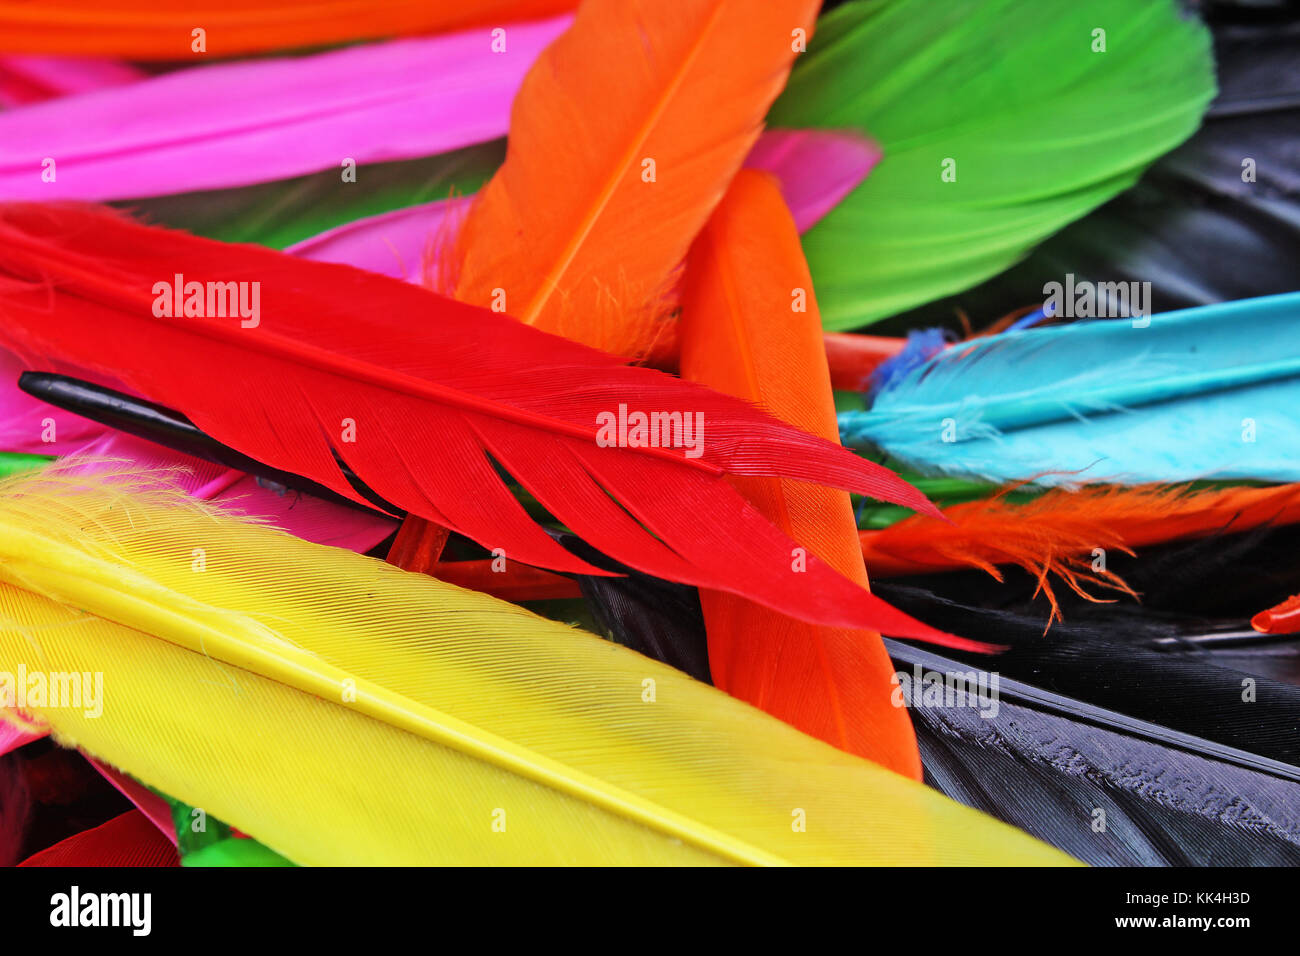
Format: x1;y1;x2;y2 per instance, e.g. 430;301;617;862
0;202;975;644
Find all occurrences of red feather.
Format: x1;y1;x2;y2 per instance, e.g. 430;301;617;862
1253;592;1300;635
18;810;179;867
0;202;975;644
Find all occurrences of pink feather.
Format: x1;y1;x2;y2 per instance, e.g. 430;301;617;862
288;196;468;281
744;129;881;233
0;347;103;453
0;359;396;552
0;721;40;757
0;18;571;200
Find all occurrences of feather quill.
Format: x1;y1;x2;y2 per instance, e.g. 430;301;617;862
1254;593;1300;635
454;0;820;357
0;467;1068;865
839;293;1300;485
0;22;570;201
0;202;975;643
679;171;926;775
0;0;579;59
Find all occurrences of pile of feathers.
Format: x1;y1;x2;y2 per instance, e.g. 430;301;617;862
0;0;1297;867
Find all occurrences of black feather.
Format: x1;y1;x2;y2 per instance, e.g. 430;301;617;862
891;640;1300;865
554;533;713;684
873;526;1300;769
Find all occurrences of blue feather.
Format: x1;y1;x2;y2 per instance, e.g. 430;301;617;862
867;327;951;401
838;292;1300;485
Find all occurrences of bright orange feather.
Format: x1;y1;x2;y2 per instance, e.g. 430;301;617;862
455;0;820;359
0;1;577;58
861;482;1300;623
679;170;922;779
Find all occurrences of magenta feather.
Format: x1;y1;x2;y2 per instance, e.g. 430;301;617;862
72;433;398;551
0;722;38;758
288;196;467;281
0;18;571;200
744;129;881;232
0;347;103;453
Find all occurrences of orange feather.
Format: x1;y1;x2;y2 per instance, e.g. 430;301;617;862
0;1;577;58
679;170;922;779
455;0;819;359
861;482;1300;624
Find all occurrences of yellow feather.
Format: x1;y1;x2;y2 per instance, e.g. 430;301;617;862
0;466;1074;865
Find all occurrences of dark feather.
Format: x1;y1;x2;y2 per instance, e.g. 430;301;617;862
555;532;713;684
891;640;1300;865
874;583;1300;767
0;750;31;867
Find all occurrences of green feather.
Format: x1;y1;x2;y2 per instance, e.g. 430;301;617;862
113;139;504;249
769;0;1215;330
183;838;296;867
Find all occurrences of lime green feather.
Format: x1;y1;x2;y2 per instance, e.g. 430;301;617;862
769;0;1215;330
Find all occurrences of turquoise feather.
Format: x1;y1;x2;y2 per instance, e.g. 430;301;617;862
838;293;1300;485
